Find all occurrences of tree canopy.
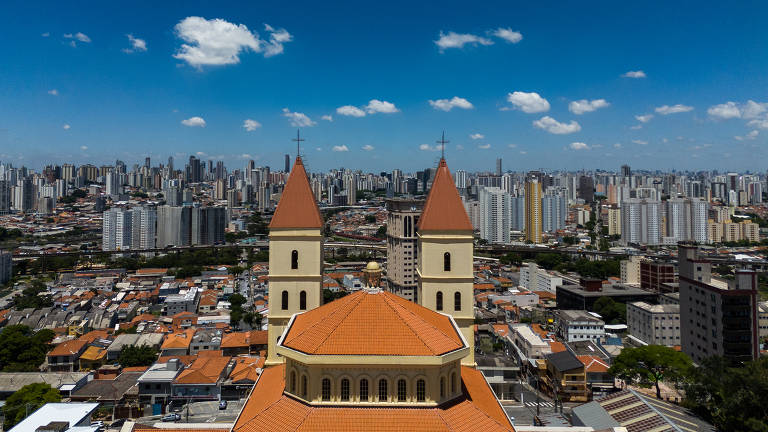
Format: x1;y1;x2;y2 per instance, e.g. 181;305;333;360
592;297;626;324
0;325;55;371
683;356;768;432
608;345;693;399
118;345;158;367
2;383;61;429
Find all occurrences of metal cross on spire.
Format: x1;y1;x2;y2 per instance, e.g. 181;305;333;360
437;131;449;159
292;129;305;158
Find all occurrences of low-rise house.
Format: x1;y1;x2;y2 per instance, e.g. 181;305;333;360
171;355;232;401
8;402;99;432
627;301;681;346
543;350;589;402
220;330;268;356
509;324;553;363
107;333;164;361
190;328;223;354
137;358;184;407
0;372;89;398
78;345;108;371
70;371;143;404
556;310;606;342
47;339;88;372
162;287;199;316
160;329;196;356
221;355;264;400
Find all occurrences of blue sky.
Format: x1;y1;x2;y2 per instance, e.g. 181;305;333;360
1;0;768;173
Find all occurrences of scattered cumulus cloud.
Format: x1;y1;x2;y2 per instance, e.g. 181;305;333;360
622;70;646;78
655;104;694;115
332;145;349;152
321;115;333;122
362;145;374;151
478;143;491;149
79;145;87;150
124;34;147;53
630;125;643;130
282;108;316;127
492;28;522;43
506;91;550;113
469;133;484;140
532;116;581;134
173;17;292;67
419;144;440;151
181;116;206;127
735;130;759;141
635;114;653;123
569;99;610;115
435;31;493;51
365;99;399;114
632;139;648;145
48;89;58;96
613;143;622;148
336;105;366;117
41;32;50;37
707;100;768;126
569;142;589;150
64;32;91;45
242;119;261;131
519;150;527;155
429;96;473;111
63;124;71;130
507;143;517;148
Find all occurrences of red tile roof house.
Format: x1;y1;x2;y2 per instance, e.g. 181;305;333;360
47;339;88;372
170;356;233;401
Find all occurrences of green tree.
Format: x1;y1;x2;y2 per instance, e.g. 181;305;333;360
0;325;55;371
500;253;523;266
592;297;626;324
3;383;61;429
609;345;693;399
228;266;246;278
229;293;246;309
683;356;768;432
118;345;158;367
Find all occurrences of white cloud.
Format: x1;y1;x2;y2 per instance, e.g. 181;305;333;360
263;24;292;57
507;91;550;113
635;114;653;123
124;34;147;53
362;145;374;151
569;142;589;150
707;102;741;119
173;17;292;67
336;105;366;117
735;130;759;141
64;32;91;43
429;96;473;111
80;145;87;150
48;89;58;96
613;143;622;148
41;32;49;37
321;115;333;122
242;119;261;131
632;139;648;145
240;153;253;159
742;100;768;119
181;116;206;127
455;144;464;150
63;124;71;130
622;70;646;78
419;144;440;151
630;125;643;130
747;118;768;130
478;143;491;149
519;150;527;155
568;99;610;115
655;104;694;115
332;145;349;152
532;116;581;134
492;28;522;43
507;143;517;148
435;31;493;51
365;99;399;114
469;133;484;140
282;108;316;127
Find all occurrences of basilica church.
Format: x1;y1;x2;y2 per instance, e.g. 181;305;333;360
232;155;515;431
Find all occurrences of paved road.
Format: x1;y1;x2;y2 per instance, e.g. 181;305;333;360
135;400;244;425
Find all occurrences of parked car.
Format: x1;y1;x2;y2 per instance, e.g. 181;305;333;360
110;419;126;428
219;400;228;410
162;413;181;422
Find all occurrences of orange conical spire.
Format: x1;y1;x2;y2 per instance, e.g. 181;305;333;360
269;156;323;229
418;158;473;231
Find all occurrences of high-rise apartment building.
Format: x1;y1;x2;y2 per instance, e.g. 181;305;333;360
479;187;511;244
606;206;621;236
102;207;132;251
578;176;594;202
495;158;502;176
679;244;759;363
524;175;543;243
157;205;192;247
621;199;662;245
130;207;157;250
541;194;566;233
385;198;423;302
0;250;12;285
191;207;226;245
664;198;709;244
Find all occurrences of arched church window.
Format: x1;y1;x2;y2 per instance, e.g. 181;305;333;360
378;379;388;402
436;291;443;311
290;371;296;393
454;292;461;311
416;379;426;402
291;250;299;269
322;378;331;401
340;378;350;401
300;291;307;310
397;379;407;402
444;252;451;271
281;290;289;310
360;379;369;401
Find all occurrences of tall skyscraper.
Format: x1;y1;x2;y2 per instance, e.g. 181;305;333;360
621;199;662;245
524;174;543;243
102;207;132;251
130;206;157;250
191;207;226;245
578;175;594;202
479;187;511;244
157;205;192;247
510;196;526;231
620;164;631;178
385;198;423;301
495;158;502;176
541;194;566;233
284;154;290;173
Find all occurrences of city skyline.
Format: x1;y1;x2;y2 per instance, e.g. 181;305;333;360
2;1;768;171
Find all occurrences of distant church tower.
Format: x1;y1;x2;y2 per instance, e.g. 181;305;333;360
266;156;324;366
417;157;475;366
